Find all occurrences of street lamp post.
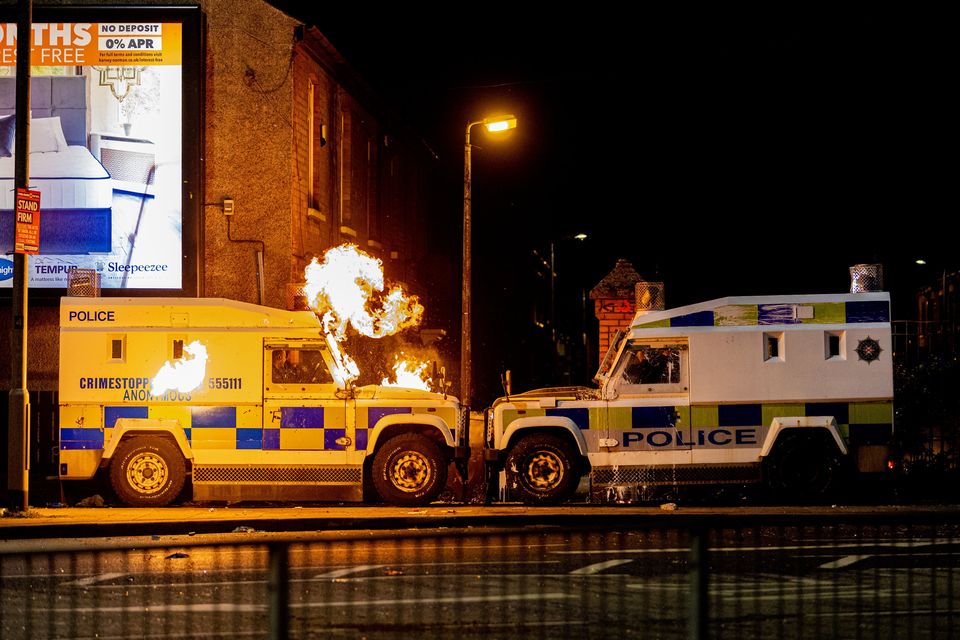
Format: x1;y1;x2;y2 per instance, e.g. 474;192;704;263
548;233;587;382
7;0;32;513
462;114;516;412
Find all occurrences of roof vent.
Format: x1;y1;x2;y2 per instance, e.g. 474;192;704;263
635;281;665;314
285;282;309;310
67;269;100;297
850;264;883;293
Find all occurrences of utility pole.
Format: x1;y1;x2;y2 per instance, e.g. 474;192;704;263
7;0;32;512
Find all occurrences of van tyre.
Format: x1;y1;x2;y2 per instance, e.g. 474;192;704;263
505;434;579;505
765;433;839;502
110;437;186;507
372;434;447;507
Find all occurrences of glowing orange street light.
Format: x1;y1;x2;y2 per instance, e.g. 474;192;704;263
462;114;517;412
483;115;518;133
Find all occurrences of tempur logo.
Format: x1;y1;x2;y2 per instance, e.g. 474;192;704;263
35;264;78;275
0;258;13;281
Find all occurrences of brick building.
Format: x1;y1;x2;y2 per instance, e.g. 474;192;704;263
205;14;433;310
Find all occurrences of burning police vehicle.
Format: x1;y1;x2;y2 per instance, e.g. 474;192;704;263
58;245;462;507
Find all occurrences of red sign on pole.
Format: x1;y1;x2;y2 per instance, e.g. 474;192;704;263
14;188;41;255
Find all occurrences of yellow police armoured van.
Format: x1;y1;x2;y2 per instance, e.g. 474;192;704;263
59;297;462;507
488;290;894;504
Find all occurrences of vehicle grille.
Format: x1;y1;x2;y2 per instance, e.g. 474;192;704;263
194;466;361;484
592;464;759;486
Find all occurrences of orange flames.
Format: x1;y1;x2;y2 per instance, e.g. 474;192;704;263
151;340;208;396
381;354;432;391
305;244;432;389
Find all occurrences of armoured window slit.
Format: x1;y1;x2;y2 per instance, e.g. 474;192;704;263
763;332;784;362
108;334;126;362
825;331;845;360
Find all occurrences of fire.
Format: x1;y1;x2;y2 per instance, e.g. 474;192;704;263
325;333;360;386
151;340;208;396
381;354;432;391
304;244;425;386
304;244;423;341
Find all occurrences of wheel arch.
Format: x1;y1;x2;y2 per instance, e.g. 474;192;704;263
366;415;455;455
102;418;193;465
499;417;589;458
760;416;847;458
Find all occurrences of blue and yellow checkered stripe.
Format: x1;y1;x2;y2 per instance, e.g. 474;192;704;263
60;405;261;451
499;401;893;445
60;404;458;452
634;300;890;329
263;406;364;451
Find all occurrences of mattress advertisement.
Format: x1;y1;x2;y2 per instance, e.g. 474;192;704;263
0;21;183;289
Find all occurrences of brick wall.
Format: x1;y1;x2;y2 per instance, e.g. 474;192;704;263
202;0;298;308
595;299;636;356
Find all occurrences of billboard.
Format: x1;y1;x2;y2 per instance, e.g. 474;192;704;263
0;8;199;293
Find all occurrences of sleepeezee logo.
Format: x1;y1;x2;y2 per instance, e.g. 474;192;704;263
0;259;13;281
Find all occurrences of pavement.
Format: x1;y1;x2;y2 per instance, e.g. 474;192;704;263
3;503;959;540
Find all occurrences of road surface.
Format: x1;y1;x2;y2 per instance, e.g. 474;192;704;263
2;522;958;639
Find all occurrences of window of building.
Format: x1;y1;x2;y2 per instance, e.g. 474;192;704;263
308;80;316;209
367;137;381;243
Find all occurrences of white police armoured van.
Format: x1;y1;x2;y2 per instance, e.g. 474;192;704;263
487;289;894;503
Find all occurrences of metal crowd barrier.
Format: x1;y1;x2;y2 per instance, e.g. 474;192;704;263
1;511;958;639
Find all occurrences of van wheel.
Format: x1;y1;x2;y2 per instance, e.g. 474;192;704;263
372;434;447;507
505;434;579;505
765;434;839;501
110;437;186;507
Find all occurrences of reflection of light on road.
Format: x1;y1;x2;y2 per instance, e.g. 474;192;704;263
44;593;576;614
314;564;385;578
568;559;633;575
66;572;127;586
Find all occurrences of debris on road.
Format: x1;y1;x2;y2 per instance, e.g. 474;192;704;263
75;495;105;508
165;552;189;559
232;526;256;533
660;502;678;511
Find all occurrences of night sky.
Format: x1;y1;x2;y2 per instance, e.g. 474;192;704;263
278;6;952;403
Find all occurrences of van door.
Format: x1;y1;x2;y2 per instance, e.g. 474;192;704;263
611;339;692;468
262;341;352;463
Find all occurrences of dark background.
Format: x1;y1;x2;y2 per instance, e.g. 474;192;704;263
276;5;953;405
